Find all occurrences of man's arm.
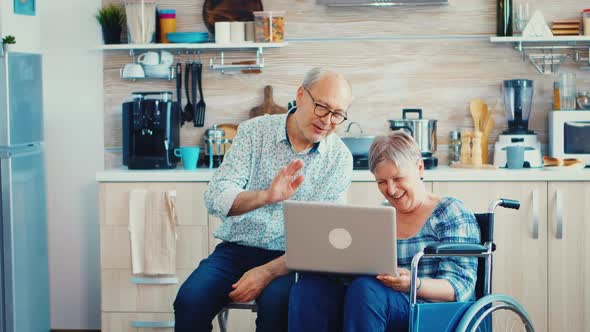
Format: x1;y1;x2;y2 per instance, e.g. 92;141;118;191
228;255;289;303
228;159;305;216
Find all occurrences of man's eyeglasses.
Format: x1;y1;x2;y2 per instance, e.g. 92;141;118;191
303;86;348;125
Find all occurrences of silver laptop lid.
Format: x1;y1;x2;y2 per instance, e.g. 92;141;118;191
284;200;397;276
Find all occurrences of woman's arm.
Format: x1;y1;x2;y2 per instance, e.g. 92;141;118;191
377;268;456;302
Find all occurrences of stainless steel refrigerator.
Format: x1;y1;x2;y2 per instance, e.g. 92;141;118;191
0;52;50;332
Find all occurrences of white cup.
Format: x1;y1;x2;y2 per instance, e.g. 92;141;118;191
159;51;174;65
215;22;231;43
230;22;245;43
122;63;145;78
137;51;160;65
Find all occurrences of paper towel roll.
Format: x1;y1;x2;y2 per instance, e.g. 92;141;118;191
245;21;255;42
215;22;230;43
230;22;245;43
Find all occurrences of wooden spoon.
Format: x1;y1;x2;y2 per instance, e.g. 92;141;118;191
469;99;485;132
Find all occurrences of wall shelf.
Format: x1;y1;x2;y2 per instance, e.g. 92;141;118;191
490;36;590;74
100;42;288;74
99;42;287;51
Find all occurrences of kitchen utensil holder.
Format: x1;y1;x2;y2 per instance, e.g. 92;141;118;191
209;48;264;74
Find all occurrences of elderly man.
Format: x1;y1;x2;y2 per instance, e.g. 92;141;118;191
173;68;354;332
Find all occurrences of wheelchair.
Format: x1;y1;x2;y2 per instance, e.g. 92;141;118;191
409;198;535;332
218;198;535;332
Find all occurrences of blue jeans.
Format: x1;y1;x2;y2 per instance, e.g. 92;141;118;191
289;274;410;332
174;241;295;332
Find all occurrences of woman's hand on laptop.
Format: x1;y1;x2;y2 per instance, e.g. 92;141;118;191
377;268;411;292
264;159;305;204
228;265;274;303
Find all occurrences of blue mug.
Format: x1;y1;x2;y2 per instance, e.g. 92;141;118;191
174;146;200;170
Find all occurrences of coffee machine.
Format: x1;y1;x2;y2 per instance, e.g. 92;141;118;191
122;91;180;169
493;79;543;168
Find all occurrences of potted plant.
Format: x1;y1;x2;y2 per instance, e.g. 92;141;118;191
1;35;15;55
95;4;125;44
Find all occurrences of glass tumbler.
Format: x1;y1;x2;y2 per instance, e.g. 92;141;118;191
560;72;576;110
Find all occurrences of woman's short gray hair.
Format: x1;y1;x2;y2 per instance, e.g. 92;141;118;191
369;131;422;173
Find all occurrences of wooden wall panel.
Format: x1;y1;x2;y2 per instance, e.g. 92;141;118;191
103;0;590;168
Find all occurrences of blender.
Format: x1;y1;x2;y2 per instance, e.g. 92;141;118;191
493;79;543;168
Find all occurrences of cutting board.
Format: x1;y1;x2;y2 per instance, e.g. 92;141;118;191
249;85;287;118
203;0;263;34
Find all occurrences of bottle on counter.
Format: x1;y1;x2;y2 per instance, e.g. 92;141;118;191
497;0;513;36
448;131;461;165
553;81;561;110
460;130;472;165
471;131;483;167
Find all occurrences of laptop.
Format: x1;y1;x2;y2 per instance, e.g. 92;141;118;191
284;200;397;276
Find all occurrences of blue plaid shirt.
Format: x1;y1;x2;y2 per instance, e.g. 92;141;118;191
398;197;480;302
204;109;353;251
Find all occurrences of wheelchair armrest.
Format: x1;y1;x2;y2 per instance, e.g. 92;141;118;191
423;243;489;255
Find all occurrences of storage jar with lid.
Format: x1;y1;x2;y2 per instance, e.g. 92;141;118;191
253;11;285;42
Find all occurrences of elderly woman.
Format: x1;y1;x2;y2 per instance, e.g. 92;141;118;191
288;131;480;332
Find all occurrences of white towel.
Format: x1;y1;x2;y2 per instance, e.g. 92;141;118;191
129;189;178;275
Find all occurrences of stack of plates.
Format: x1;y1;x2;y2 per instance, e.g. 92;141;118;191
166;32;210;43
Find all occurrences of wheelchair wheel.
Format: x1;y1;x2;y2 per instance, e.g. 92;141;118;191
455;294;535;332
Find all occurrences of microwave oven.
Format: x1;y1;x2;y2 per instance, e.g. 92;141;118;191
548;111;590;166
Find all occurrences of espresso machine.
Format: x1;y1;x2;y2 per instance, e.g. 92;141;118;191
122;91;180;169
493;79;543;168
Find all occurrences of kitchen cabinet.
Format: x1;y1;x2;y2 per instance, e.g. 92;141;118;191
434;181;590;332
433;182;549;332
99;182;209;331
99;179;590;332
548;182;590;331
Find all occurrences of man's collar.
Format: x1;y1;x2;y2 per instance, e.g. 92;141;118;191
279;101;326;154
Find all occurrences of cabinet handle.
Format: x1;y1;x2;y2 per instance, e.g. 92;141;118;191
531;190;539;240
131;320;174;328
130;277;178;285
555;189;564;240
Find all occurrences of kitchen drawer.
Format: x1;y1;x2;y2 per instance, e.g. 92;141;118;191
101;269;192;312
102;312;174;332
100;182;208;227
101;310;256;332
100;226;209;270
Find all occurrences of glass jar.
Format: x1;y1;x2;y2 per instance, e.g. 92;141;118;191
253;11;285;42
448;131;461;165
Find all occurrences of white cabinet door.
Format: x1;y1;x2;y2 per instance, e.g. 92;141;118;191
548;182;590;332
433;182;548;332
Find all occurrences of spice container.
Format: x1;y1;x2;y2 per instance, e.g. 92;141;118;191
159;9;176;43
553;81;560;110
253;11;285;42
584;9;590;36
448;131;461;165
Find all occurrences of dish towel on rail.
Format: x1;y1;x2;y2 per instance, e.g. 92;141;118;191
129;189;178;275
